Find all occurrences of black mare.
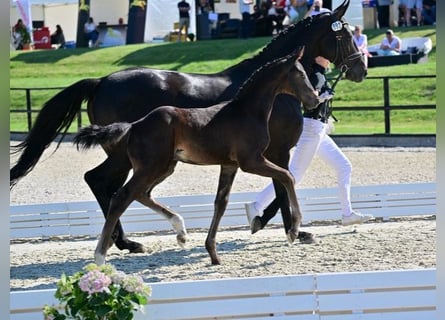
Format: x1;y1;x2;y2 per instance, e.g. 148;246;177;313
10;0;366;254
74;51;321;265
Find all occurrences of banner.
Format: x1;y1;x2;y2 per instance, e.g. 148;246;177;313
13;0;33;42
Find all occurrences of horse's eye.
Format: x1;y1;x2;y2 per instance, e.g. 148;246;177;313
331;21;343;32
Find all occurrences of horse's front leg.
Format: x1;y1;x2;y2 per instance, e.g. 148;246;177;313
205;165;238;265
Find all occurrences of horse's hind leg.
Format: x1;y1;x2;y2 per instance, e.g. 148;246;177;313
261;141;296;237
136;160;187;247
240;157;301;243
205;165;238;265
84;153;145;253
136;194;187;248
95;176;145;265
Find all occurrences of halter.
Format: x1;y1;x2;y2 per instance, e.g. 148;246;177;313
329;19;363;75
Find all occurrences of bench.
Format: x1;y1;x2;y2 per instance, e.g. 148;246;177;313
10;183;436;240
367;37;433;67
10;268;436;319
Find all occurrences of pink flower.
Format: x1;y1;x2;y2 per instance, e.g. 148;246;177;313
79;270;111;294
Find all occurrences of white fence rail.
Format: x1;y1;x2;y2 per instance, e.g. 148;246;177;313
10;183;436;240
10;183;437;319
10;269;436;319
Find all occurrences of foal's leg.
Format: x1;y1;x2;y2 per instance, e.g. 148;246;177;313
240;156;301;243
84;153;145;253
95;176;145;265
205;165;238;265
137;194;187;247
260;147;293;236
135;160;187;246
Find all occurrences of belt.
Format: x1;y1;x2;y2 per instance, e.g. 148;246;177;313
303;114;328;123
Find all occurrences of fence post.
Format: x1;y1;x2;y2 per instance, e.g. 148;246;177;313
383;77;390;134
26;89;32;131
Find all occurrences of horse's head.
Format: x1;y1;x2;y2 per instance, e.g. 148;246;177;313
281;48;320;111
283;0;366;83
309;0;367;82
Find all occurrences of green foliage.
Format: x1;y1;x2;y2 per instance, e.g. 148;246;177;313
10;26;436;134
43;263;151;320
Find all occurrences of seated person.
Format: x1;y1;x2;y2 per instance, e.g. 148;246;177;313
84;17;99;47
50;24;65;49
377;29;401;56
352;25;371;66
422;0;436;25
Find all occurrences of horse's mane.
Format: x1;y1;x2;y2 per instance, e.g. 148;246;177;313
222;13;332;75
231;54;294;103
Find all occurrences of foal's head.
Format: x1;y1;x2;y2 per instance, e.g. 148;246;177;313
280;49;320;111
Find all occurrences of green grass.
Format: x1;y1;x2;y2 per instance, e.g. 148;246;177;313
10;25;436;134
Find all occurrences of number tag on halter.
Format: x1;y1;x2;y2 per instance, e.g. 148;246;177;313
331;21;343;32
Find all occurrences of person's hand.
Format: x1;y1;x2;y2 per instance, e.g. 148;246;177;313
315;56;330;69
319;88;334;102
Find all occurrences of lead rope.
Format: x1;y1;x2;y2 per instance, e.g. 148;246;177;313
326;67;346;122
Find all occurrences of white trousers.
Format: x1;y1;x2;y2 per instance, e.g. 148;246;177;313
255;117;353;216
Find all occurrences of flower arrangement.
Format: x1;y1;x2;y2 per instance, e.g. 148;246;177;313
43;263;151;320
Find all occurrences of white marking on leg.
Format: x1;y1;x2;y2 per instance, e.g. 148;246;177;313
169;214;187;247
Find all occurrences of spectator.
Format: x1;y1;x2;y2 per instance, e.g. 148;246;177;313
12;19;31;50
293;0;308;22
198;0;212;14
239;0;253;39
267;1;284;34
353;25;371;67
376;0;392;28
252;2;272;36
422;0;436;25
305;0;331;17
177;0;191;42
377;29;402;56
403;0;423;26
84;17;99;47
51;24;66;49
283;0;299;25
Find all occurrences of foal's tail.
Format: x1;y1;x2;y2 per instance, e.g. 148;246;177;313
74;123;132;151
10;79;100;188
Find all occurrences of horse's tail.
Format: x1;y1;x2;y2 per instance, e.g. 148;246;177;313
10;78;100;188
74;123;132;151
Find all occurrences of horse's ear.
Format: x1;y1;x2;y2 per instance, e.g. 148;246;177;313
295;46;305;60
333;0;349;20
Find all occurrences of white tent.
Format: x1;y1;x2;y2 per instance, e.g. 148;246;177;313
145;0;196;42
10;0;130;43
10;0;244;45
10;0;79;42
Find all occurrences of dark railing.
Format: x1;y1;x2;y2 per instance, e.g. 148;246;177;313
328;75;436;135
10;75;436;136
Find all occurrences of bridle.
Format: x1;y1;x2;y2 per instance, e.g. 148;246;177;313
329;19;363;80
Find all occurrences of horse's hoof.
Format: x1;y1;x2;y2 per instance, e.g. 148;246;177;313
211;257;222;265
250;217;263;234
94;253;106;266
129;244;146;254
298;231;316;244
176;233;187;248
115;239;145;253
286;230;298;244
